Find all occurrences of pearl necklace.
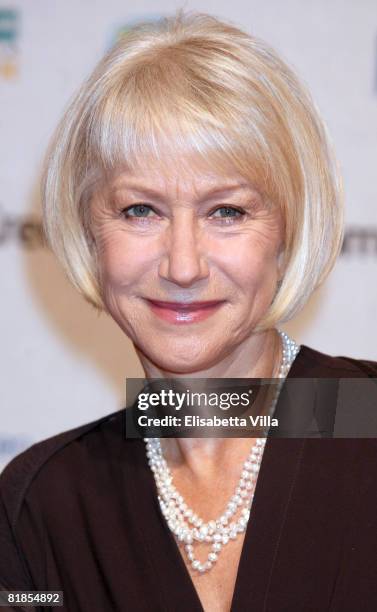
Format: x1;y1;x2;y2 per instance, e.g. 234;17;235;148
144;329;300;574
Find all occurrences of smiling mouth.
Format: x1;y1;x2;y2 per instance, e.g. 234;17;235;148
144;299;225;324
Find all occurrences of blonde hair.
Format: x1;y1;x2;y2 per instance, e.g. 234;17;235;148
41;10;344;330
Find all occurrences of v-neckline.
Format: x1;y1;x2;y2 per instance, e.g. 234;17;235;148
130;351;307;611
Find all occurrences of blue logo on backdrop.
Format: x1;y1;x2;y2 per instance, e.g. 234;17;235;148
0;7;19;80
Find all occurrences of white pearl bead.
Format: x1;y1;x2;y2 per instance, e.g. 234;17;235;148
145;330;299;574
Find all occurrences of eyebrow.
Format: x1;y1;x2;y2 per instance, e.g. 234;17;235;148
110;182;256;203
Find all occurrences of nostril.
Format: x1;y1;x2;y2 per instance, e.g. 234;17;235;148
158;240;208;285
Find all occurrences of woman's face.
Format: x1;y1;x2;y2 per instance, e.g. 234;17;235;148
90;158;285;373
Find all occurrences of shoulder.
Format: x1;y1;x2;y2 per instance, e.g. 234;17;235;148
0;408;128;590
0;407;125;529
291;344;377;378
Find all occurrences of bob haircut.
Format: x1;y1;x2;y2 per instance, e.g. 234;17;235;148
41;10;343;331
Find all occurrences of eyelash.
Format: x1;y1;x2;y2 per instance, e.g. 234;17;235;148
119;204;246;224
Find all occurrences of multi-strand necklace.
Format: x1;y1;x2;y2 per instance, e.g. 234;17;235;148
144;329;300;574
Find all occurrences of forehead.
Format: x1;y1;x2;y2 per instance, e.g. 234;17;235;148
106;155;259;200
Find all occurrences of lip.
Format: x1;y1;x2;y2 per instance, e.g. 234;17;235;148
145;299;225;324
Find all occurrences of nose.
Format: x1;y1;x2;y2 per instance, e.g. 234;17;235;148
158;213;209;287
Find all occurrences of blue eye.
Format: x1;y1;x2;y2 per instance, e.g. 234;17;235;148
119;204;245;223
211;207;245;220
121;204;155;218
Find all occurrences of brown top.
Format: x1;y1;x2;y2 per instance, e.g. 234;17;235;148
1;345;377;612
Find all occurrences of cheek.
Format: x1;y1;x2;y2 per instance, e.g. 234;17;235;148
95;231;148;290
216;233;281;291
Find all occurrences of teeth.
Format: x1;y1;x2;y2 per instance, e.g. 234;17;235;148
176;312;194;320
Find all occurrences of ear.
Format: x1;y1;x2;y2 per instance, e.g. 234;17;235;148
277;245;286;282
87;234;97;256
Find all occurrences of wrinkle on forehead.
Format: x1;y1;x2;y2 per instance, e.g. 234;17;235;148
105;152;265;203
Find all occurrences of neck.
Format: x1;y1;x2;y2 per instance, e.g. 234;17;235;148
160;437;261;484
143;328;283;473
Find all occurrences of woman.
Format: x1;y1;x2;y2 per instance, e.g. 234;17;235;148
1;11;377;612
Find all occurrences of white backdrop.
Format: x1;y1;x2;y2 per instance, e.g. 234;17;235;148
1;0;376;470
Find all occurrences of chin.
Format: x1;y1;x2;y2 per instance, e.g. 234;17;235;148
141;340;219;374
